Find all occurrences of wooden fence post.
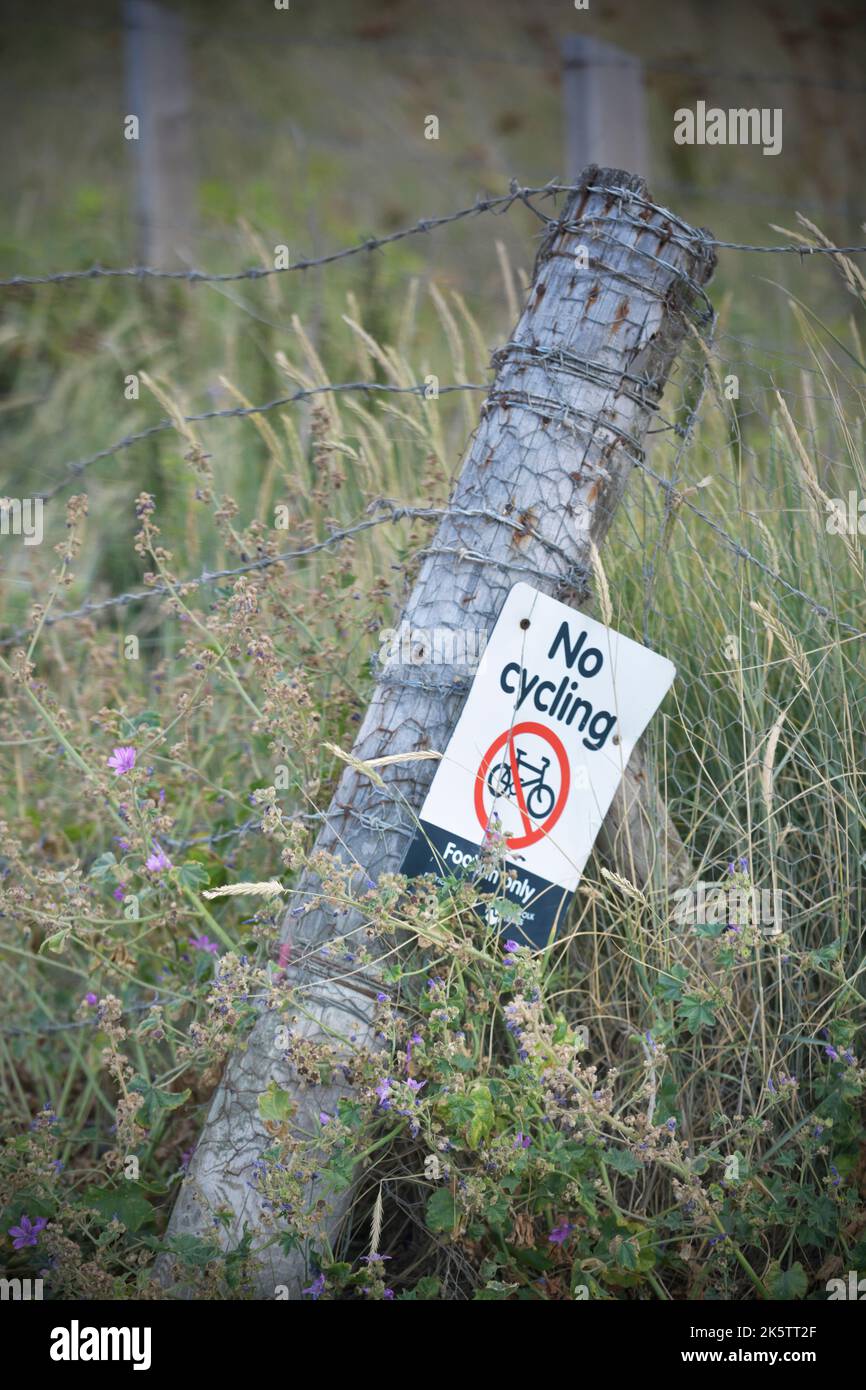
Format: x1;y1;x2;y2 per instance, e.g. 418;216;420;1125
158;168;714;1295
562;37;650;179
123;0;195;268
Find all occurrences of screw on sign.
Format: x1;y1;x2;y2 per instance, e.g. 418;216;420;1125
475;722;570;850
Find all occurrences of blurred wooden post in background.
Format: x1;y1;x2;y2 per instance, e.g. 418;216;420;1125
123;0;195;268
561;37;649;179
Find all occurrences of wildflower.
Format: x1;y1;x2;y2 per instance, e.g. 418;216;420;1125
548;1220;574;1246
375;1078;393;1106
739;857;749;872
107;746;136;776
112;886;125;902
514;1132;531;1149
319;1112;330;1126
504;940;521;953
84;992;98;1006
189;935;219;955
406;1078;426;1095
8;1215;47;1250
383;1288;395;1299
145;844;172;873
405;1032;422;1070
376;992;388;1003
825;1045;839;1062
666;1117;677;1133
302;1273;325;1300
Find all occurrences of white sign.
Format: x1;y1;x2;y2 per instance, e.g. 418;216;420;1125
400;583;676;945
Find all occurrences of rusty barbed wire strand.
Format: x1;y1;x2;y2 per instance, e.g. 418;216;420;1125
2;182;865;291
35;380;487;502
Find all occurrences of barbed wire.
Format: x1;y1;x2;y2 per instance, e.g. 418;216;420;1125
3;177;863;658
36;380;486;502
0;182;556;289
2;181;865;292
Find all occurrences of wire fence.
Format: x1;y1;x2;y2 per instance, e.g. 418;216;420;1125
2;175;865;1035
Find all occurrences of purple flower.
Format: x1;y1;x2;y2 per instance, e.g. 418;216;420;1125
84;992;98;1006
376;992;388;1003
383;1288;395;1299
8;1215;47;1250
189;935;219;955
825;1045;839;1062
112;886;125;902
107;746;136;776
319;1112;331;1126
406;1078;426;1094
302;1273;325;1300
504;940;521;953
739;857;749;872
514;1132;531;1149
548;1220;574;1246
375;1078;393;1105
145;844;172;873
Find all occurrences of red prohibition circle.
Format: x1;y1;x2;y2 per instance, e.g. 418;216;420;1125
474;720;570;851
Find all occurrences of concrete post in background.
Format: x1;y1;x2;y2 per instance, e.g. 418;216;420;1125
562;37;650;180
123;0;195;267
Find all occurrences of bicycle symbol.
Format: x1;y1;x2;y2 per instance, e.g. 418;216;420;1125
474;721;571;851
486;746;556;821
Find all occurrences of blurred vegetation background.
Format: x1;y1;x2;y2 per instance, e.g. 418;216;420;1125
2;0;865;603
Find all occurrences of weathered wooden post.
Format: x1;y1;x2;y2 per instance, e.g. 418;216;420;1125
159;168;713;1295
562;38;650;180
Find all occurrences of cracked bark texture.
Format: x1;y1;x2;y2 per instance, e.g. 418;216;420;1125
158;167;715;1296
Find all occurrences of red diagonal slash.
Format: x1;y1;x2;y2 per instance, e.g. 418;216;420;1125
507;729;533;839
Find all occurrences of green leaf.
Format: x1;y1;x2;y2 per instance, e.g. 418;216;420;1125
258;1081;296;1125
40;929;71;955
655;964;688;1002
164;1233;223;1268
677;995;717;1033
467;1081;495;1148
88;851;118;883
177;861;212;890
83;1185;154;1232
321;1149;355;1193
770;1261;808;1300
426;1188;458;1234
399;1275;440;1300
604;1147;641;1176
128;1078;190;1127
